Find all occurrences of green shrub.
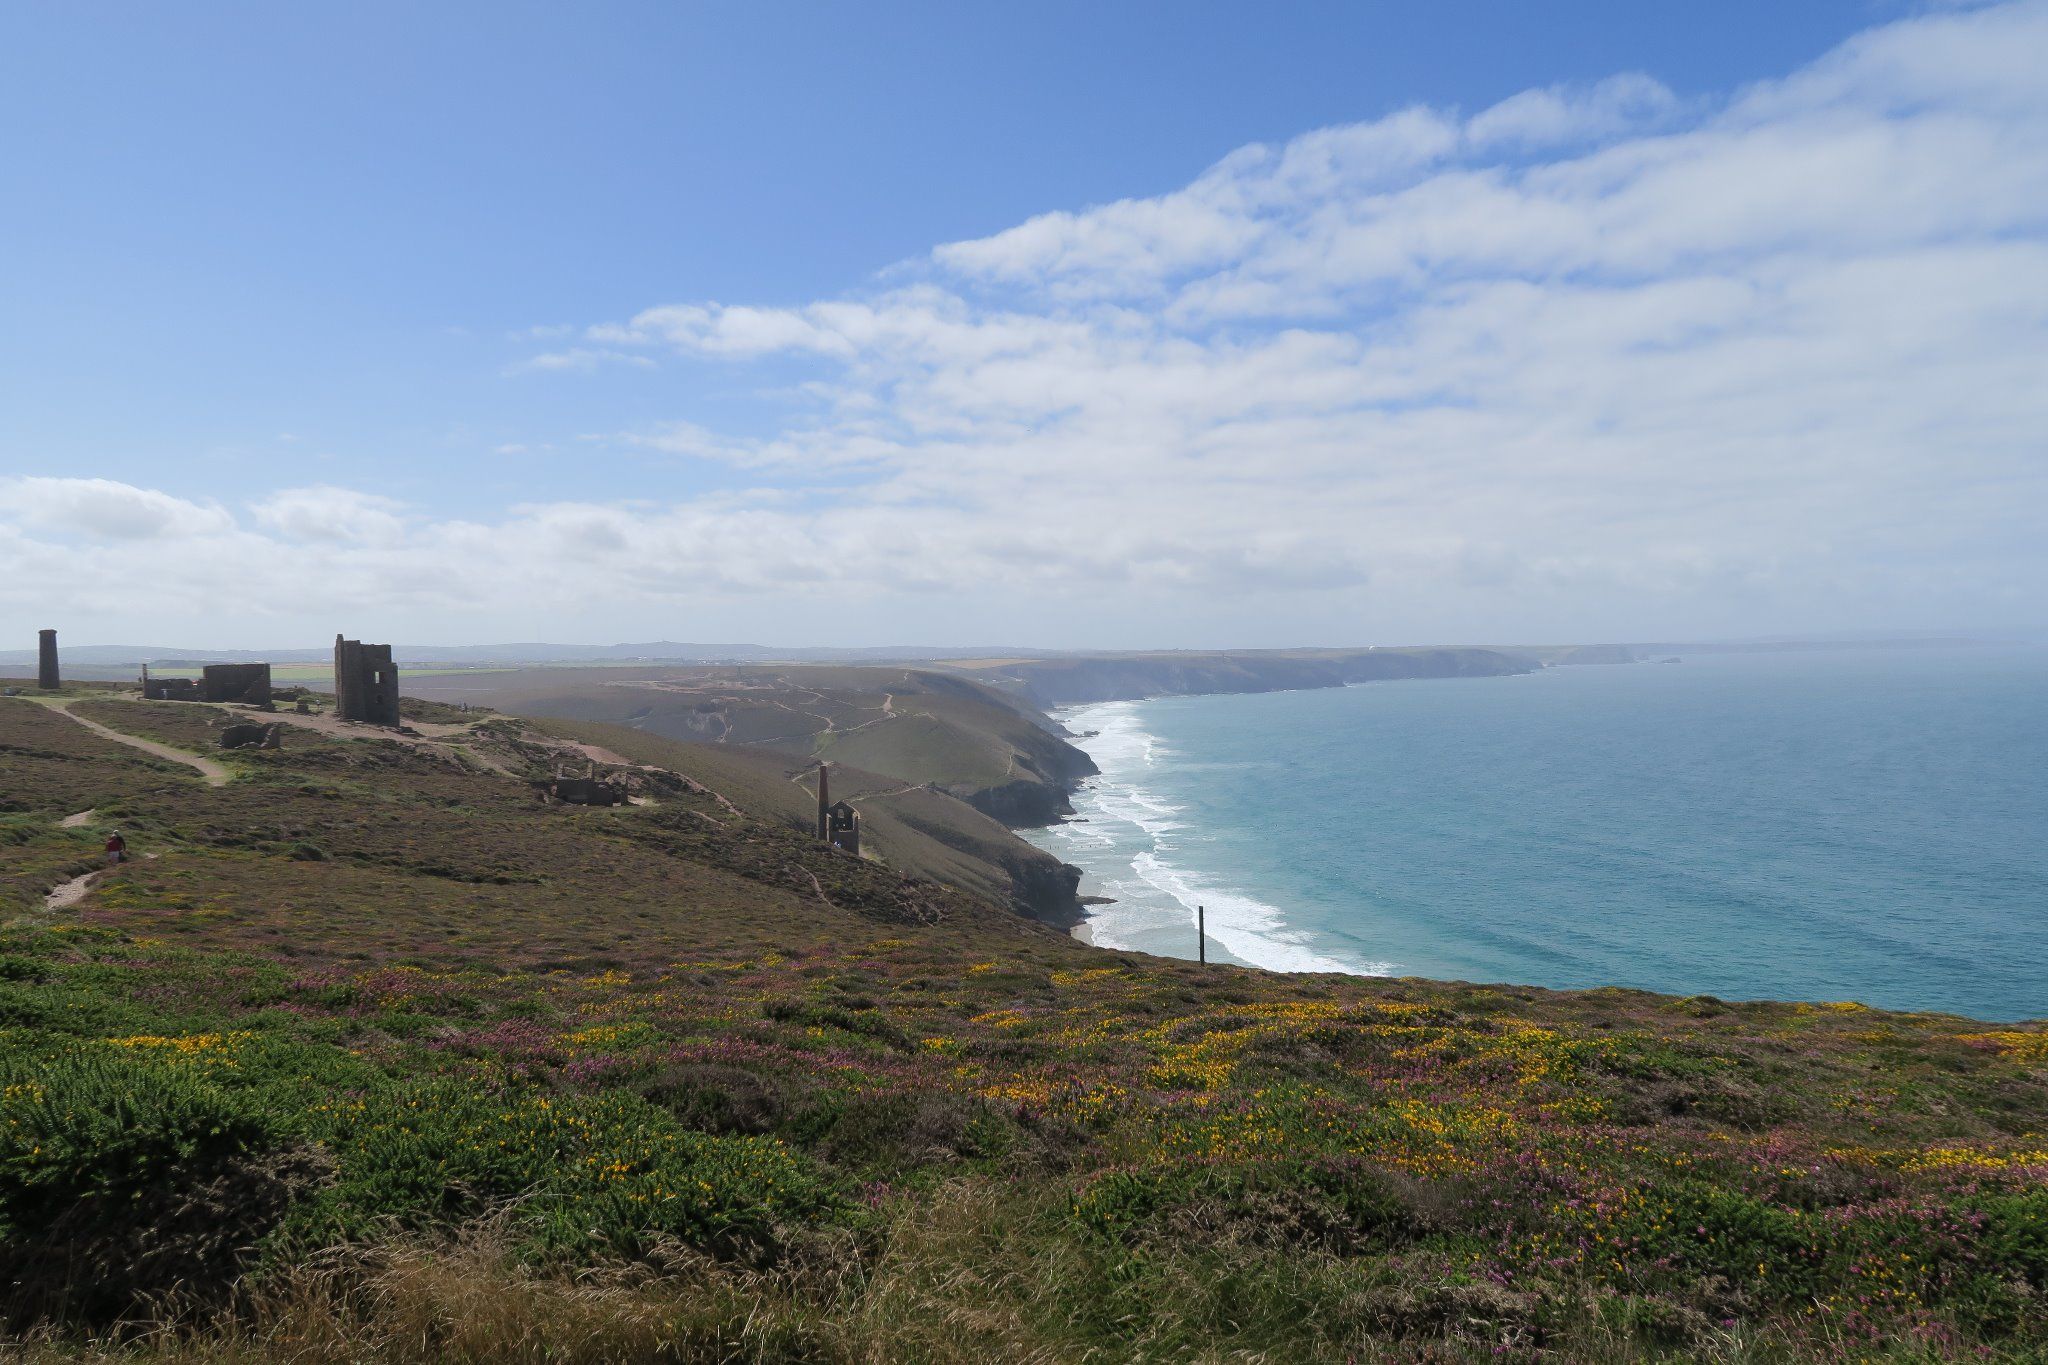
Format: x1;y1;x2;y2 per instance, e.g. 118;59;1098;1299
638;1062;793;1135
1609;1179;1827;1304
809;1088;1007;1172
0;954;49;983
1072;1158;1423;1253
1977;1189;2048;1291
763;999;914;1052
0;1046;319;1327
290;1080;846;1263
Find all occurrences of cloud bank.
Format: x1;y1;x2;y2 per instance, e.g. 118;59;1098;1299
6;1;2046;646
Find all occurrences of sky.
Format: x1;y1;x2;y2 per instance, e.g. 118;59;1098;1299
2;0;2044;650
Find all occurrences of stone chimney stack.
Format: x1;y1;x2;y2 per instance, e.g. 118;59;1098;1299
36;630;58;690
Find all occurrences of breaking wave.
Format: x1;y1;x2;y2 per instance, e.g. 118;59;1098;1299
1030;701;1385;976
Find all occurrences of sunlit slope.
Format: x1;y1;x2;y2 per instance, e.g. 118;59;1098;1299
0;694;1049;965
526;717;1082;922
407;664;1097;825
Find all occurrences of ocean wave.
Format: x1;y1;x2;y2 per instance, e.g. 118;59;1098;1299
1043;700;1389;978
1131;852;1385;976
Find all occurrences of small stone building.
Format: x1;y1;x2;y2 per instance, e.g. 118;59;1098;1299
534;774;629;806
333;636;400;726
201;663;272;707
815;761;861;853
823;800;861;855
141;674;202;701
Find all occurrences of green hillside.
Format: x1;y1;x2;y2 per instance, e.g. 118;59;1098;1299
406;664;1098;826
527;719;1081;923
2;691;2045;1362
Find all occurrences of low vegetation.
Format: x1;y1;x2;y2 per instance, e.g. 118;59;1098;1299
412;664;1098;825
1;692;2044;1361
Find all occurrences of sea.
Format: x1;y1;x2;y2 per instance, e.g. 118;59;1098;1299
1022;646;2048;1022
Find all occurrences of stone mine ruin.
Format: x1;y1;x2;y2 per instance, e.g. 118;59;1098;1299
333;635;400;726
532;769;632;806
218;722;284;750
815;762;861;855
142;662;274;708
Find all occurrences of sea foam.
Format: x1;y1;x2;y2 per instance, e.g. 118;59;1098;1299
1039;701;1383;976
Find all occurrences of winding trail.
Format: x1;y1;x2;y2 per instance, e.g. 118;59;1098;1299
43;853;159;912
44;871;101;912
36;699;230;786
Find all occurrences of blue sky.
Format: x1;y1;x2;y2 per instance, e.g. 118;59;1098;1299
3;1;2044;648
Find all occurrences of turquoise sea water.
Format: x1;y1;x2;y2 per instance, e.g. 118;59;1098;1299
1023;647;2048;1022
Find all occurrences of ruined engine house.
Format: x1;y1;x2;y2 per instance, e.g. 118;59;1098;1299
815;762;861;855
333;636;400;726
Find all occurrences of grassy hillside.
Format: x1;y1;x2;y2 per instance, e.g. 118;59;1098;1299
526;719;1082;924
405;664;1097;827
2;693;2046;1361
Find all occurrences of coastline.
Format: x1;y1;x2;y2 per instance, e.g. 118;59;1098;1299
1034;650;2048;1021
1026;696;1370;977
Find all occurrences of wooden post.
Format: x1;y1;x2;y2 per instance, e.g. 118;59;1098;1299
1197;904;1206;964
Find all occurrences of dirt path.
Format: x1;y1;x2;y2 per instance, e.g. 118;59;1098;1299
785;770;924;805
257;708;521;776
44;852;158;912
58;809;96;828
839;692;897;734
38;700;231;787
44;870;101;911
859;781;926;800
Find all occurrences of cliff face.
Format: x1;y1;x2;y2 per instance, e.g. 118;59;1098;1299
957;647;1536;710
953;776;1076;828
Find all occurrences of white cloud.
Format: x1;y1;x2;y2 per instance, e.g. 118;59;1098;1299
506;347;657;375
3;477;233;541
248;486;409;544
1466;74;1680;151
10;2;2047;646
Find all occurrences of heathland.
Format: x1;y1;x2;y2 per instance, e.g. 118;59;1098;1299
1;682;2045;1362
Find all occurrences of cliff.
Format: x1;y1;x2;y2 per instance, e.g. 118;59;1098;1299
406;663;1099;830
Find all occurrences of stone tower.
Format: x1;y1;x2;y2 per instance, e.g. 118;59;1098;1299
36;630;58;690
333;635;400;725
815;761;859;853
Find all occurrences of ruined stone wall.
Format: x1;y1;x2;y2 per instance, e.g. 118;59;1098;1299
333;636;400;725
142;677;202;701
200;663;272;707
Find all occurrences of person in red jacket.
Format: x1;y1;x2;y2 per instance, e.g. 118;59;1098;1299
104;831;126;867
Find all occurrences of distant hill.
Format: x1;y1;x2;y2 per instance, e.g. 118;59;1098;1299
945;646;1538;708
8;633;1990;673
0;640;1072;669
